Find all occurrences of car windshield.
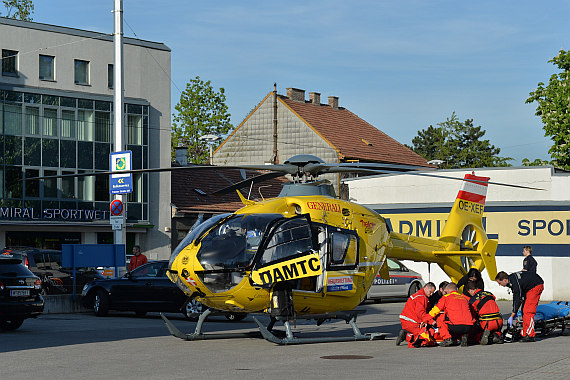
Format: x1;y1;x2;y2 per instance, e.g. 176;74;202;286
197;214;283;271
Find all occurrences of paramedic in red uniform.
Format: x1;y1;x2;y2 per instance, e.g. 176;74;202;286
496;270;544;342
465;281;503;345
424;283;474;346
396;282;436;346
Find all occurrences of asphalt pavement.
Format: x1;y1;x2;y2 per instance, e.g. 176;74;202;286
1;300;569;380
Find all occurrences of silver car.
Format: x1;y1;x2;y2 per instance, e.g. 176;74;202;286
365;258;425;302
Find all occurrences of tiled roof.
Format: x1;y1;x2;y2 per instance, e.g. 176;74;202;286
171;166;287;214
280;96;430;167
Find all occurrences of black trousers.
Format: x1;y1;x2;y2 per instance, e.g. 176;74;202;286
449;324;472;339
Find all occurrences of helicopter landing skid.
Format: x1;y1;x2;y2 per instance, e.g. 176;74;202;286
160;309;262;340
253;310;387;345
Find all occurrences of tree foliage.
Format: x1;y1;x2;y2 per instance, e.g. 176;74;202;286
171;76;232;164
526;49;570;169
409;112;512;169
522;158;552;167
1;0;34;20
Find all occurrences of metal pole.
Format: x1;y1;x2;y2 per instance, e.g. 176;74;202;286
273;83;278;164
113;0;126;246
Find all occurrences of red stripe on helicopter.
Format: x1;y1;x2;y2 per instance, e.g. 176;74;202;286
457;190;486;204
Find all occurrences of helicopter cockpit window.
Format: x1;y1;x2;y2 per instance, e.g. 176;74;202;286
197;214;282;271
328;231;358;270
169;213;232;269
258;217;314;266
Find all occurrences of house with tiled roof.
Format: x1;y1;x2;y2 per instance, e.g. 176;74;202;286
212;87;430;194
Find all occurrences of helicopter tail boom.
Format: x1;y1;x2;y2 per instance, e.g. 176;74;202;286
387;173;498;282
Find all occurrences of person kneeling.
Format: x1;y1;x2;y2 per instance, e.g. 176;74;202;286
397;282;437;347
466;281;503;345
424;283;474;347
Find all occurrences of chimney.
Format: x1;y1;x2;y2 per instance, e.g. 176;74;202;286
309;92;321;105
287;87;305;102
328;96;339;109
175;146;187;166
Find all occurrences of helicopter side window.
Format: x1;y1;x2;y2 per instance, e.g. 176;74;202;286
328;231;358;270
259;217;314;266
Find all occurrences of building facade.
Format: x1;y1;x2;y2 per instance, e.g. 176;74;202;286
0;17;171;261
345;166;570;300
213;87;430;195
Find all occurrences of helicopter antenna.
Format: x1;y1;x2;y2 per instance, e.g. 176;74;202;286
258;184;273;201
248;179;254;200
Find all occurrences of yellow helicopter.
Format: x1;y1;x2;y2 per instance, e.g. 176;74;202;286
29;154;539;344
159;154;537;345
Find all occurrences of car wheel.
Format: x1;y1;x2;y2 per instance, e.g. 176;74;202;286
184;298;205;320
225;313;247;322
93;290;109;317
0;318;24;330
408;282;421;297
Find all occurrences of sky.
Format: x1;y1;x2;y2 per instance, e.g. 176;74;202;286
32;1;570;165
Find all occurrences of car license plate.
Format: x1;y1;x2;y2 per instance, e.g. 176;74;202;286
10;289;30;297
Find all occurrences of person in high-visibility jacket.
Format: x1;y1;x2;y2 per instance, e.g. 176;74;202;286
396;282;436;347
424;283;474;347
465;281;503;345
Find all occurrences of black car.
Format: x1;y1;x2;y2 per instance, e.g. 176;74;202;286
81;260;247;321
0;257;44;330
1;247;104;295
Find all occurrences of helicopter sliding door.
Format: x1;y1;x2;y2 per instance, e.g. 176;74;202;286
250;215;321;288
323;226;359;296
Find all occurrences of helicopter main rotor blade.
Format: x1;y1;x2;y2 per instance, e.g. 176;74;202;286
211;172;286;196
353;170;546;191
23;164;300;181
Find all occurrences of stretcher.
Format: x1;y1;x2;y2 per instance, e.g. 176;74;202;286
505;301;570;341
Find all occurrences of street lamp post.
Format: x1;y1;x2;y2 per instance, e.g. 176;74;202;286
199;134;221;164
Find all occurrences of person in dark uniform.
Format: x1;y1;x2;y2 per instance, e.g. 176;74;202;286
495;270;544;342
522;245;537;273
428;281;449;307
457;268;484;296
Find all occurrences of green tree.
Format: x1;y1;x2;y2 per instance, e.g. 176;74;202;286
526;49;570;169
1;0;34;20
171;76;232;164
409;112;512;169
522;158;552;166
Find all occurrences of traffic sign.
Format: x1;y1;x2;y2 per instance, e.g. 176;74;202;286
110;151;133;194
110;199;124;216
110;216;123;230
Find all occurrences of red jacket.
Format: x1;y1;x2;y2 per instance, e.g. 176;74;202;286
129;254;148;271
400;288;430;324
469;289;501;321
427;291;474;325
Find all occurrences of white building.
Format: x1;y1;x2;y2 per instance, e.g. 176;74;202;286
0;17;172;261
345;166;570;300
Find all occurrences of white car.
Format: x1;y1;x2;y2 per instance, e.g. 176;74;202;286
365;258;425;302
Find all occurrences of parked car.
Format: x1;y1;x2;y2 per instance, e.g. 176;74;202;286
1;247;104;295
0;257;44;330
81;260;247;321
365;258;425;303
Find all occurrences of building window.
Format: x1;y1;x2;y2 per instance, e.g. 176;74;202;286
108;64;113;88
39;55;55;81
74;59;89;85
2;49;18;76
43;108;58;137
